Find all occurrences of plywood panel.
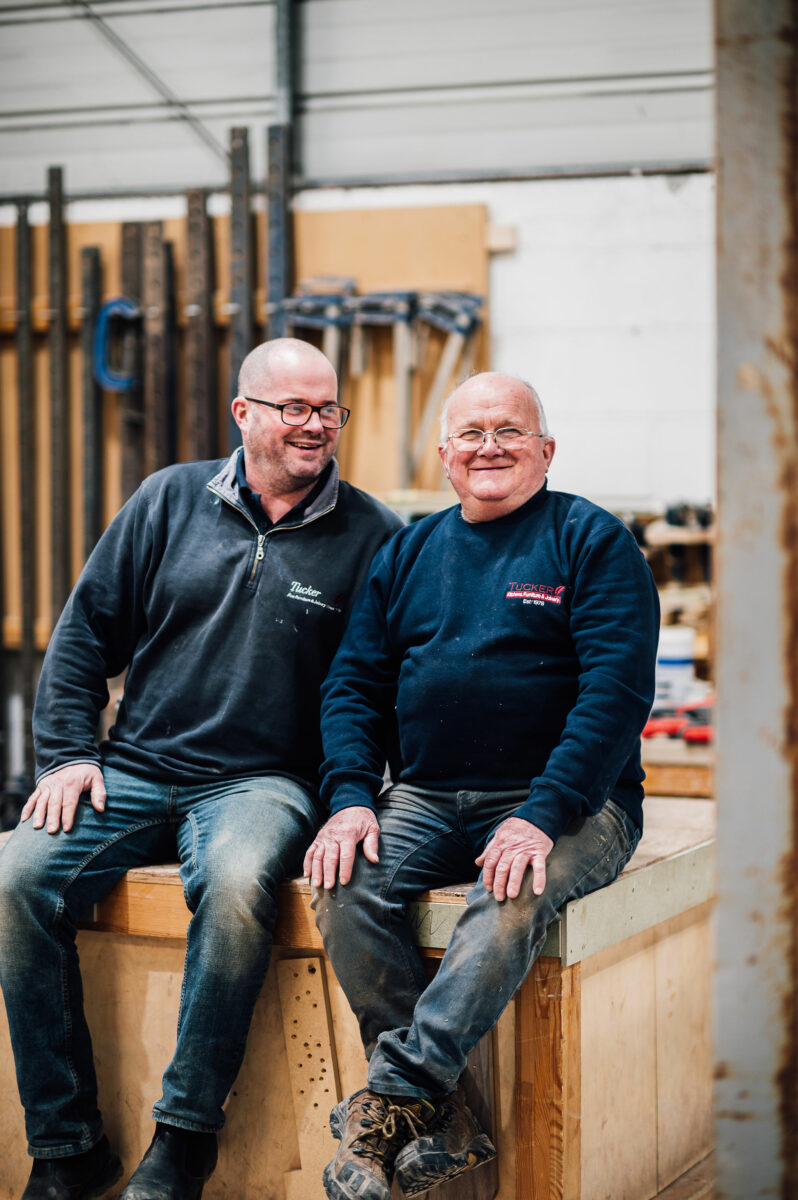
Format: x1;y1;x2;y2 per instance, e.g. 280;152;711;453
580;942;658;1200
0;936;321;1200
655;913;714;1189
294;207;489;295
278;956;342;1200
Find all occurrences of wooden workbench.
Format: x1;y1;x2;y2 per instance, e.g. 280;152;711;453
0;798;714;1200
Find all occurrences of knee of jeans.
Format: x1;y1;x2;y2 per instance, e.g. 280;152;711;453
310;870;376;933
467;877;559;951
0;842;54;945
186;843;281;925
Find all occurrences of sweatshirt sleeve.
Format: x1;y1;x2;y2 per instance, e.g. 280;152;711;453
33;487;156;781
319;541;400;815
513;520;660;842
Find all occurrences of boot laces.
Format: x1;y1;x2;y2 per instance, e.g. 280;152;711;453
355;1097;431;1162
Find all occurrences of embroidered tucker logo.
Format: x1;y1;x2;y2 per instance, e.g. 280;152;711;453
506;582;566;606
286;580;342;614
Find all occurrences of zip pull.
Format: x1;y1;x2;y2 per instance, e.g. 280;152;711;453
250;533;266;581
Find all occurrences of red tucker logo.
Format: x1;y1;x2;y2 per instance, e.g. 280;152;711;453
506;583;566;604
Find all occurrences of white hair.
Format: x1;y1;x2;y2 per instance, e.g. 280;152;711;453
438;376;550;444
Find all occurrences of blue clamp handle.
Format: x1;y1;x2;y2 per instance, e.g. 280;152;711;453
93;297;141;392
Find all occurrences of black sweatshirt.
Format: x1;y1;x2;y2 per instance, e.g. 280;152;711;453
33;451;402;790
319;484;660;842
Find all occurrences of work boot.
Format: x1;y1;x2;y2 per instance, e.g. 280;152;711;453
324;1088;435;1200
120;1124;217;1200
21;1134;122;1199
393;1085;496;1196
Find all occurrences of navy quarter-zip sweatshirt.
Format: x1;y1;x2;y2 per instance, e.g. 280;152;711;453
33;450;402;790
319;484;660;842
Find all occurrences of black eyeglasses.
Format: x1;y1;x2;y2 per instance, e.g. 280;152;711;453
243;397;350;429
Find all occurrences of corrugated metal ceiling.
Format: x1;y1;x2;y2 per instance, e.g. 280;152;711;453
0;0;713;198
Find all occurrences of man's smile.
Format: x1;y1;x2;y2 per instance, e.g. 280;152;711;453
288;438;326;450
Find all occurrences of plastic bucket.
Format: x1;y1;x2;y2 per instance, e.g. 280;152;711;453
655;626;696;709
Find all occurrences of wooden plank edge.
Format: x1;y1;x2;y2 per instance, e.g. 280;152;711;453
561;841;716;967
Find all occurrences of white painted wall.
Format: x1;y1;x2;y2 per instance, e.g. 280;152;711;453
294;173;716;511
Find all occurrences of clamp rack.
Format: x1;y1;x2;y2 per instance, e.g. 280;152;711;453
277;284;483;488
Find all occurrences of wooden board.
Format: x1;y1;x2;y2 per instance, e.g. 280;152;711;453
643;763;714;798
654;913;714;1189
642;742;715;799
0;819;714;1200
580;935;659;1200
515;958;581;1200
277;956;342;1199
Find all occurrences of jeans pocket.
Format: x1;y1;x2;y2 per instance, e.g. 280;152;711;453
602;799;641;870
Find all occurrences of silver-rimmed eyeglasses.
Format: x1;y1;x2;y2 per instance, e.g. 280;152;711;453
243;397;350;429
446;427;548;451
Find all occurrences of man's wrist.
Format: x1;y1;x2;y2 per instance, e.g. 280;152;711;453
34;758;102;786
513;792;562;843
327;785;378;817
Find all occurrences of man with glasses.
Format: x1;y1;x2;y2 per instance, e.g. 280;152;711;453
0;337;401;1200
306;371;660;1200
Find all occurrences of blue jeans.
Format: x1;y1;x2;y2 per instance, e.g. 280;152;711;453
0;765;320;1157
313;785;640;1099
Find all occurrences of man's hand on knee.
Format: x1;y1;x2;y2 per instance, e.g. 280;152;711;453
21;763;106;833
304;806;380;889
476;817;554;901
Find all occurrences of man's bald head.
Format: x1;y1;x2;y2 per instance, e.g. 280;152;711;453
238;337;337;398
439;373;548;444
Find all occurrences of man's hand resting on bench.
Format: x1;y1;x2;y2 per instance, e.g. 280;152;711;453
476;817;554;901
21;763;106;834
304;806;381;888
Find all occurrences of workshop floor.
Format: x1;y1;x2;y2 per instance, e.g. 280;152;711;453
657;1155;714;1199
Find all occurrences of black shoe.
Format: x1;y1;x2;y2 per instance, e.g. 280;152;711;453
120;1124;218;1200
21;1135;122;1199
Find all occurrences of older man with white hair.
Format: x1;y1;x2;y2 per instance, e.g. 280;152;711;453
306;371;660;1200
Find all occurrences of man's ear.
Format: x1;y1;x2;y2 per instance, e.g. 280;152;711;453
542;437;556;471
231;396;248;434
438;443;450;478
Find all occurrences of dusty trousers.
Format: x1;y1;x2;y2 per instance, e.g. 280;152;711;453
313;786;640;1098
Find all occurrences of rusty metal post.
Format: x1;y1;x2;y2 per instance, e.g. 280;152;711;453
715;2;798;1194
